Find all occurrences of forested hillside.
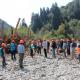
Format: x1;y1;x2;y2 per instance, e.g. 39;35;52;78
31;0;80;39
0;19;12;29
0;19;12;38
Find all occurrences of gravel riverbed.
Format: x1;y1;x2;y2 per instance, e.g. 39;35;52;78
0;52;80;80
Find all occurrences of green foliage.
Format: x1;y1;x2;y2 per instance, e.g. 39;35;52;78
18;27;28;37
31;3;63;33
30;0;80;39
68;19;80;38
51;3;63;29
31;13;42;33
57;23;65;34
18;26;34;39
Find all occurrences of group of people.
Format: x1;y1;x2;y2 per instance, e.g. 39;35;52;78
0;38;80;69
0;39;25;69
29;38;80;62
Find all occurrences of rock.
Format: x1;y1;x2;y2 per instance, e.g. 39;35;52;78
0;53;80;80
41;74;46;77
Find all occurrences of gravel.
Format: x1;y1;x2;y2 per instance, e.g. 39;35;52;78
0;52;80;80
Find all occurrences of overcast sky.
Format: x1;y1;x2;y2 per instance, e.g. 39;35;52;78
0;0;73;27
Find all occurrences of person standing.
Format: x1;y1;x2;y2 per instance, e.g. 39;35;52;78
0;43;6;68
75;45;80;63
10;40;17;61
29;41;35;58
37;40;42;55
56;39;61;55
42;40;48;58
66;39;71;55
59;39;63;53
47;40;50;53
17;40;25;69
51;40;56;58
62;39;67;58
70;39;77;59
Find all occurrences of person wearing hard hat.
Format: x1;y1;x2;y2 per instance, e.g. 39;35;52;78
1;42;7;55
17;40;25;69
37;40;42;55
42;40;48;58
47;40;50;53
29;40;35;58
62;39;67;58
51;39;57;58
70;39;77;59
66;39;71;56
0;43;6;68
56;39;61;55
10;40;17;61
75;45;80;63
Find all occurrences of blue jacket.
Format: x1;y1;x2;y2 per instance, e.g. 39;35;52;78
17;44;25;54
10;42;16;51
0;48;4;57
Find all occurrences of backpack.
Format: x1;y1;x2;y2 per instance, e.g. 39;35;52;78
10;43;16;52
72;43;77;48
0;48;4;56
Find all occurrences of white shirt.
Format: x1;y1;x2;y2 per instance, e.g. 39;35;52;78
77;42;80;47
42;41;48;49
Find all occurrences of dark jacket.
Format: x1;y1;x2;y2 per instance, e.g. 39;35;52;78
51;42;57;49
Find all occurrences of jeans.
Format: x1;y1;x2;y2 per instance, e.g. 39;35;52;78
71;48;75;59
52;48;56;58
78;54;80;62
1;56;6;67
11;51;16;60
30;49;34;58
19;53;24;68
37;46;41;54
63;49;66;58
67;48;70;55
44;48;47;58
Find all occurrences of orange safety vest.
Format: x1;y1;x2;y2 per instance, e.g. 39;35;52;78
1;43;6;48
75;47;80;54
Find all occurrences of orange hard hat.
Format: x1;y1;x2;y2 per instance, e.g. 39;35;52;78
20;40;24;44
1;43;6;48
